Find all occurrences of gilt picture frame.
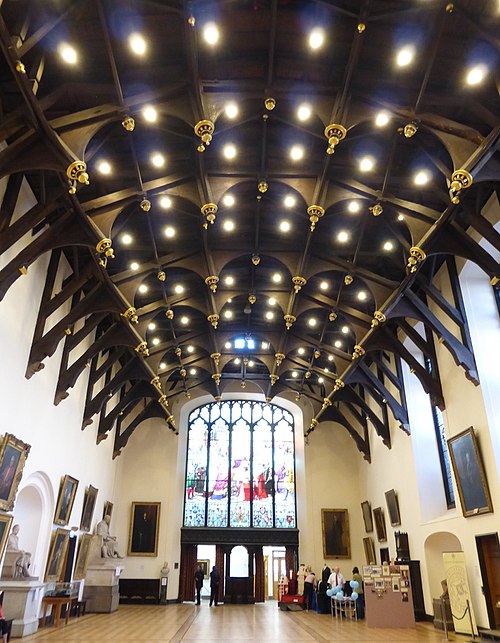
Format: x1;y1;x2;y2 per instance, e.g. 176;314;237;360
45;528;69;581
363;536;376;565
73;533;94;580
0;434;31;512
373;506;387;542
321;508;351;559
385;489;401;527
80;485;98;532
197;559;210;578
0;513;13;561
103;500;114;520
128;502;161;556
54;475;79;526
361;500;374;532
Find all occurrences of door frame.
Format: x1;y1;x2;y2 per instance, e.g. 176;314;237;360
476;532;500;630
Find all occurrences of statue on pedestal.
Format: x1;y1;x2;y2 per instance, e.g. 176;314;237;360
95;515;122;559
4;524;32;578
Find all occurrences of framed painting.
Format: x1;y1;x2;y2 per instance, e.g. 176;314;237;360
103;500;113;520
363;536;376;565
361;500;373;532
128;502;161;556
321;508;350;559
380;547;390;564
0;514;13;560
197;559;209;578
373;507;387;542
80;485;98;532
54;475;79;526
0;434;31;512
45;528;70;581
73;533;94;580
447;427;493;517
385;489;401;527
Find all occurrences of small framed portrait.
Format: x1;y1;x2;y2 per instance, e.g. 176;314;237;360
0;514;13;560
385;489;401;527
361;500;373;532
0;434;31;512
321;508;351;559
373;507;387;542
447;427;493;517
363;536;376;565
54;475;79;526
73;533;94;580
103;500;113;520
197;559;209;578
80;485;98;532
128;502;161;556
45;528;70;581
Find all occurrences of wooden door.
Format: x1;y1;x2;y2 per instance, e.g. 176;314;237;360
476;533;500;629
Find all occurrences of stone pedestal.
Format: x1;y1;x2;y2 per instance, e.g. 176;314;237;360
0;579;45;637
83;562;124;613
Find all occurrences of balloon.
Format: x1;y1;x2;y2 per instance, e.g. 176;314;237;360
335;585;342;593
326;589;334;597
350;580;359;590
351;592;358;600
336;590;344;599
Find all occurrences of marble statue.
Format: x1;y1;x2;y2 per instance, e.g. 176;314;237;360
6;524;31;577
95;515;122;558
161;561;170;576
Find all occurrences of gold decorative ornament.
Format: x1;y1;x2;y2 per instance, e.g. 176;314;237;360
352;344;365;359
180;368;187;378
295;393;301;402
121;116;135;131
344;274;353;286
64;328;72;336
187;15;195;26
324;123;347;154
307;205;325;232
67;160;89;184
208;313;219;329
243;357;249;365
371;310;386;327
284;314;296;330
258;180;268;193
140;198;151;212
19;266;28;275
96;238;115;259
329;311;337;322
292;276;307;293
449;169;473;204
16;61;26;74
157;270;166;281
275;353;285;366
270;373;279;385
322;398;332;410
121;307;138;324
201;202;218;228
205;275;219;292
369;203;383;217
241;381;246;389
165;309;174;320
175;347;182;357
490;276;499;286
446;3;454;12
407;246;426;273
305;371;311;379
135;341;149;356
403;121;418;138
266;397;271;404
357;23;366;33
194;119;215;152
212;373;221;385
214;395;222;402
251;254;260;266
335;378;345;389
150;376;162;391
211;353;221;365
310;418;318;429
248;293;257;304
185;391;191;399
264;97;276;111
314;349;320;359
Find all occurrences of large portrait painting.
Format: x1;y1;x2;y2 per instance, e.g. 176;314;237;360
73;533;94;580
363;536;376;565
321;508;350;559
373;507;387;542
385;489;401;527
361;500;373;532
54;475;79;526
80;485;98;532
45;528;69;581
448;427;493;517
0;434;31;512
128;502;161;556
0;514;13;560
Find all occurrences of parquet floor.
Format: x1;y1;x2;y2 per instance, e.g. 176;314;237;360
23;602;472;643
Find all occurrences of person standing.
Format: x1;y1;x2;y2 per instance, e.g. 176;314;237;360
328;567;345;590
351;566;364;619
194;565;204;605
209;565;220;606
303;569;316;610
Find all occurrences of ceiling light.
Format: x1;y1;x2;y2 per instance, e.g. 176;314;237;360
320;280;329;290
138;284;148;294
261;341;269;350
398;214;405;221
328;354;334;362
225;102;238;119
224;341;232;349
121;233;132;245
129;33;147;55
375;111;390;127
272;273;282;283
227;298;232;303
292;371;298;378
466;64;487;86
152;337;160;346
284;195;296;208
396;46;415;67
279;220;291;233
97;161;111;175
334;340;342;348
142;106;157;122
248;360;254;367
223;144;236;159
224;310;233;319
174;284;184;294
223;194;235;207
308;28;325;50
160;196;172;209
160;362;166;370
187;345;194;353
348;201;360;213
297;104;312;121
164;226;175;238
383;240;394;251
359;156;374;172
58;43;78;65
357;291;368;301
148;323;156;331
414;170;430;185
130;261;139;271
268;297;277;306
189;368;197;376
337;231;349;243
234;358;241;365
224;276;234;286
318;377;324;384
290;145;304;161
151;153;165;168
308;318;317;327
298;347;305;355
265;311;274;320
341;325;349;334
203;22;220;45
324;367;329;373
223;220;235;231
180;316;189;325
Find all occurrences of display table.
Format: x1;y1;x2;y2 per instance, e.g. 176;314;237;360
41;595;78;627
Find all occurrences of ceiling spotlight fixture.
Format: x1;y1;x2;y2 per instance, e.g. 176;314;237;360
223;220;235;231
225;102;239;119
268;297;277;306
203;22;220;45
164;226;175;238
224;341;231;349
397;214;405;222
160;362;167;370
151;153;165;168
466;64;487;86
320;280;329;290
261;341;269;350
58;43;78;65
396;45;415;67
187;345;194;353
334;340;342;348
223;194;235;207
284;195;296;208
375;111;390;127
318;377;324;384
357;291;368;301
308;318;317;327
309;28;325;50
383;240;394;251
174;284;184;294
180;316;189;325
152;337;160;346
341;325;349;334
298;347;305;356
148;322;156;331
359;156;374;172
328;354;334;362
224;310;233;319
234;358;241;365
130;261;139;271
138;284;148;294
292;370;298;378
265;311;274;320
223;144;237;160
248;360;255;367
272;273;282;283
279;220;291;233
97;161;111;175
121;233;132;245
189;368;197;376
129;33;147;55
290;145;304;161
337;230;349;243
160;196;172;209
142;106;157;122
414;170;430;185
348;201;360;213
297;103;312;121
224;276;234;286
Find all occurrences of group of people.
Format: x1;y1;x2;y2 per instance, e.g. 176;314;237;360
302;564;364;618
194;565;220;606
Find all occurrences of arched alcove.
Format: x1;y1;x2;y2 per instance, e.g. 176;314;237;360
424;531;462;600
230;545;249;577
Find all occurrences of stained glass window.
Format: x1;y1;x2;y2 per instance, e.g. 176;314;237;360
184;401;296;528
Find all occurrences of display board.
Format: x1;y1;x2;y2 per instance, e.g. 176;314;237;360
363;563;415;628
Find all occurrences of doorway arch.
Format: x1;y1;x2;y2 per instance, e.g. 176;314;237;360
424;531;462;600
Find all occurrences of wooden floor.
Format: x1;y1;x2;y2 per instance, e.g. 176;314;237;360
23;602;472;643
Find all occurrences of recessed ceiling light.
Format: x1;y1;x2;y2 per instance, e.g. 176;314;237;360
324;367;329;373
261;341;269;350
224;341;232;349
279;220;291;233
284;195;296;208
121;233;133;245
292;370;298;378
341;325;349;334
348;201;360;213
180;316;189;325
189;368;197;376
164;226;175;238
203;22;220;45
297;103;312;121
223;144;237;159
396;46;415;67
290;145;304;161
248;360;254;367
139;284;148;294
160;196;172;209
328;354;334;362
224;276;234;286
268;297;277;306
160;362;167;370
308;318;317;327
337;231;349;243
359;156;374;172
318;377;324;384
97;161;111;175
148;323;156;331
227;298;232;303
414;170;430;185
320;280;329;290
130;261;139;271
375;111;390;127
223;220;235;231
298;347;305;355
142;106;157;122
187;345;194;353
174;284;184;294
265;311;274;320
152;337;160;346
234;358;241;365
397;214;405;221
223;194;235;207
357;291;368;301
225;102;238;119
466;64;487;86
334;340;342;348
58;43;78;64
272;273;282;283
308;28;325;50
224;310;233;319
383;240;394;251
129;33;147;55
151;153;165;168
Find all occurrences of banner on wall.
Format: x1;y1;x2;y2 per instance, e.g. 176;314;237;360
443;551;478;636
